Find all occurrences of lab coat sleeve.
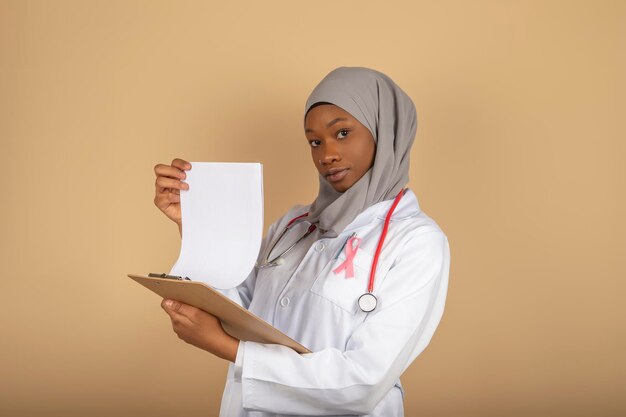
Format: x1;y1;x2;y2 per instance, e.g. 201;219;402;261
233;230;451;415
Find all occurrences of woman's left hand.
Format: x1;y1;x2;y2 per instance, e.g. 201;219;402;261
161;298;239;362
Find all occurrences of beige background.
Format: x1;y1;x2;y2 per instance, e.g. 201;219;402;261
1;1;624;416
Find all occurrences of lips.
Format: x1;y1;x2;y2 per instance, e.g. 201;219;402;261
325;167;349;182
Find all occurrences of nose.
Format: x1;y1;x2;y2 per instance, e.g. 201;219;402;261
320;141;341;165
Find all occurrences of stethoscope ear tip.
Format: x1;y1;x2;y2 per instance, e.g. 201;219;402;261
275;258;285;266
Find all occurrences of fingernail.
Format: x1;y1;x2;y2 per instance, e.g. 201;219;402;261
165;299;173;308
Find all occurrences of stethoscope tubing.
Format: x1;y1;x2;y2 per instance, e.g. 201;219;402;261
368;188;405;293
258;213;316;268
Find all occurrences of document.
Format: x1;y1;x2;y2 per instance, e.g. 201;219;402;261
168;162;263;289
129;162;310;352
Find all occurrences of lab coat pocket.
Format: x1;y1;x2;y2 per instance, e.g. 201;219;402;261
309;247;375;315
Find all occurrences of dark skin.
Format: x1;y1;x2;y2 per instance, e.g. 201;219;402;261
160;298;239;362
305;104;376;192
153;104;377;363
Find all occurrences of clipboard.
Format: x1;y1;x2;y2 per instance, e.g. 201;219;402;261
128;273;311;354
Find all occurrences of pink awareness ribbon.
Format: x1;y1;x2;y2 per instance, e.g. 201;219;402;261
332;237;362;279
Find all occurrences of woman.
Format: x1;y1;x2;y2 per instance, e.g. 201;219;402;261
153;67;450;416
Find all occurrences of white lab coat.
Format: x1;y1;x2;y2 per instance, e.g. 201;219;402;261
217;189;450;416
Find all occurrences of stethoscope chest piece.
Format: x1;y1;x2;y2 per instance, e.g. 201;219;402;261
358;292;377;313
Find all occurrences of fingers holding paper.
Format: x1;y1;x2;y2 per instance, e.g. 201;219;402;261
153;158;192;226
161;298;239;363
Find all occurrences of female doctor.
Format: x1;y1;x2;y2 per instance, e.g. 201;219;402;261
153;67;450;416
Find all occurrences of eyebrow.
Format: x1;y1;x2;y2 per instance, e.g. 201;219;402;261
305;117;348;133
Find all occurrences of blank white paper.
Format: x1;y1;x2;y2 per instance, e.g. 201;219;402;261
169;162;263;289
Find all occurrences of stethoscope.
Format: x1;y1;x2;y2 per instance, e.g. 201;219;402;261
257;212;317;269
256;188;406;313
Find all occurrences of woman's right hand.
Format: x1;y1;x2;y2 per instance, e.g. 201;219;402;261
154;158;192;226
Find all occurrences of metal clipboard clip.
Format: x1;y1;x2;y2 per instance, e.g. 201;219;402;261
148;273;191;281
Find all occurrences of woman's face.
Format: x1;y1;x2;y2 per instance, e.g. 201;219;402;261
304;104;376;193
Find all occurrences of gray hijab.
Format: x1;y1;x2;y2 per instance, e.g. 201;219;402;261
304;67;418;237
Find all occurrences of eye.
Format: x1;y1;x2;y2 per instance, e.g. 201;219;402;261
308;139;321;148
337;129;349;140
